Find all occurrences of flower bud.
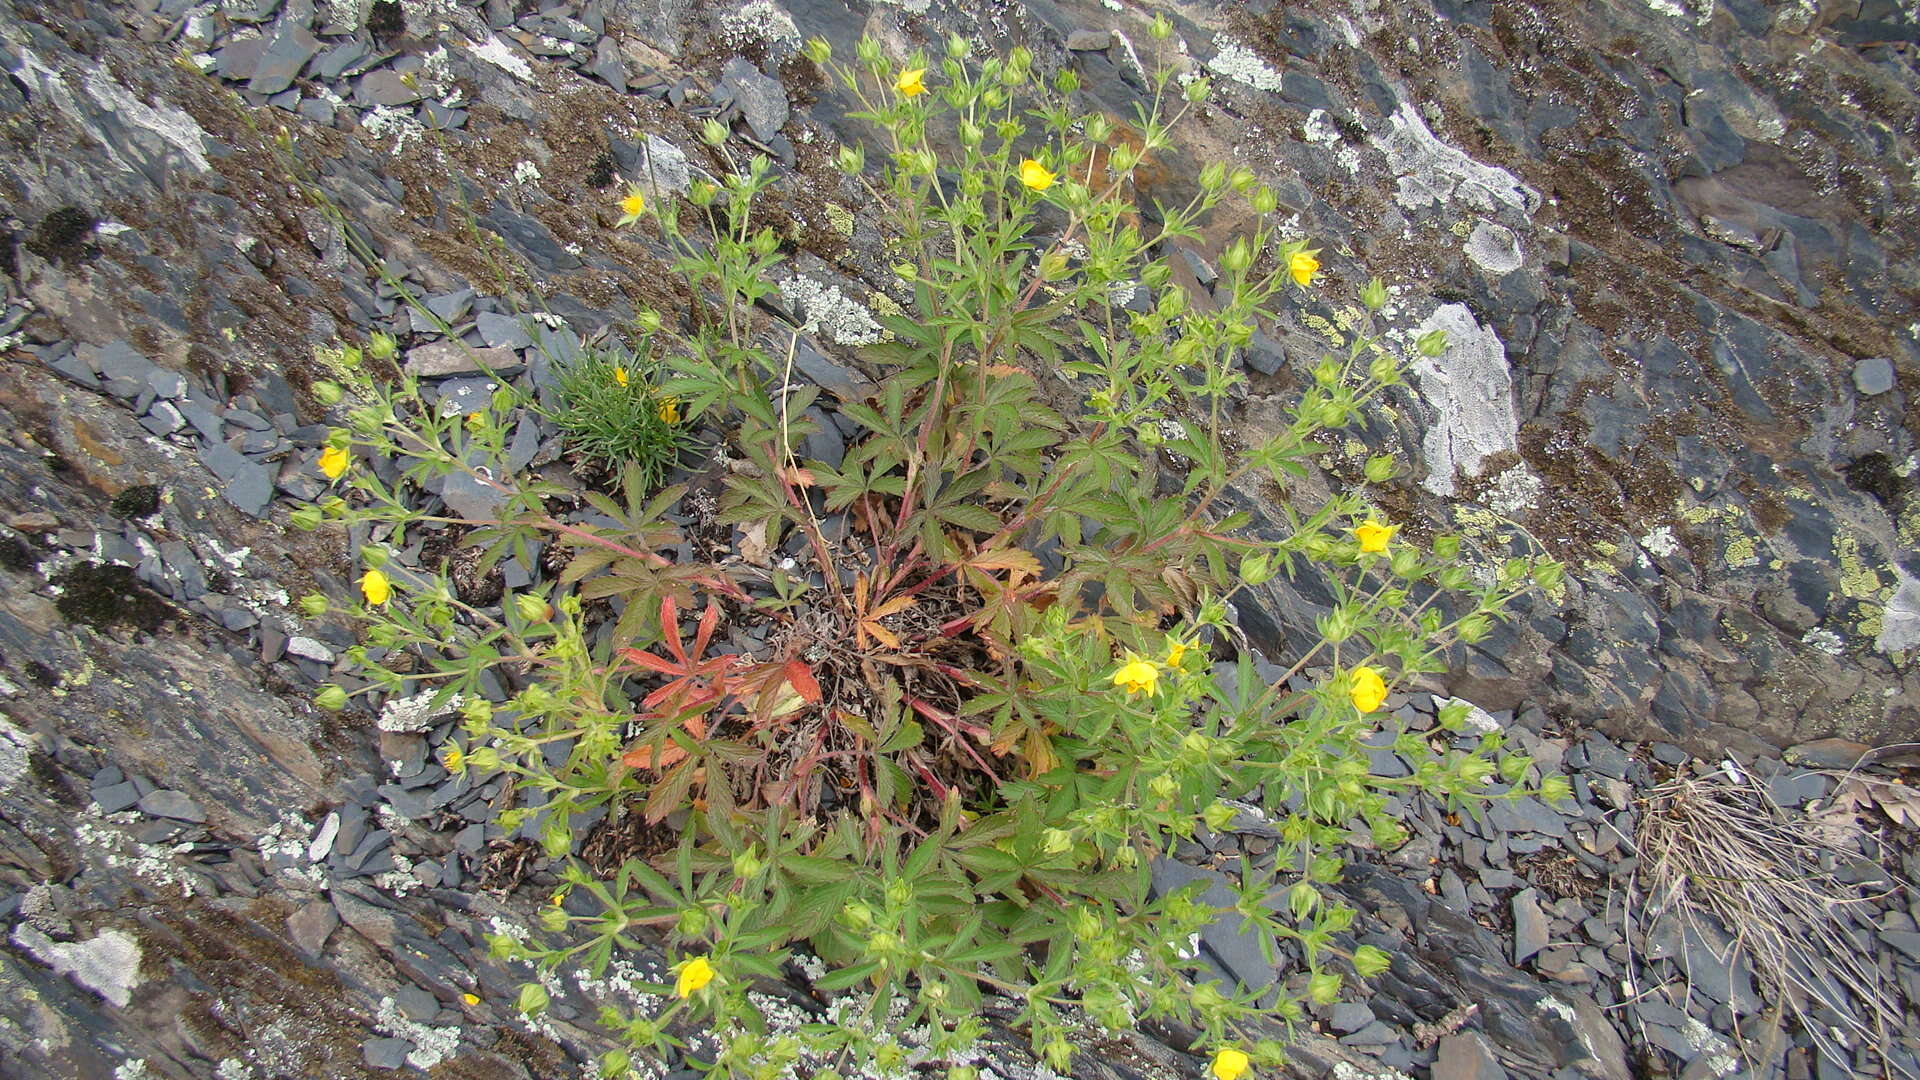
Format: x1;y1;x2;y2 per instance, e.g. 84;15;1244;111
517;983;550;1016
466;746;501;771
1148;774;1177;801
1083;115;1111;142
946;34;970;59
514;593;554;624
1364;454;1396;483
1149;13;1173;39
803;37;830;65
1307;971;1342;1004
958;119;983;146
1352;945;1392;977
1416;328;1450;357
1218;238;1251;273
1053;70;1079;94
843;901;873;929
1043;828;1073;855
1198;161;1228;193
541;903;569;933
1184;77;1211;103
1360;277;1388;311
1228;166;1256;192
855;36;883;66
677;906;708;936
313;380;345;406
314;685;348;711
1107;143;1138;173
290;505;323;531
368;331;398;362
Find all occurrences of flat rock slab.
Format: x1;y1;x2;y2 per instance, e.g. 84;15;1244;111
138;789;207;823
405;342;523;378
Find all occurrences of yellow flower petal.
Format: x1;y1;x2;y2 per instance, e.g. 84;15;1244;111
1353;519;1396;554
1349;665;1387;714
614;365;629;387
895;67;926;97
1165;639;1191;668
618;185;646;223
1210;1048;1251;1080
360;568;391;607
318;445;349;481
1288;248;1320;287
657;397;680;424
675;955;716;998
1018;158;1057;192
1111;658;1159;697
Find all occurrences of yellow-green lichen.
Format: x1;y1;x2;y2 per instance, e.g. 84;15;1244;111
823;203;856;239
1834;532;1884;600
1724;535;1758;568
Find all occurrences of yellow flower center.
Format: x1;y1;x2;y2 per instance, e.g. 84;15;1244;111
620;188;646;219
1018;158;1057;192
360;569;392;607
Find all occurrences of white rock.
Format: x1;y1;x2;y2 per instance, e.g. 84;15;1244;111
1465;220;1525;274
10;925;143;1006
1877;567;1920;655
1375;102;1539;216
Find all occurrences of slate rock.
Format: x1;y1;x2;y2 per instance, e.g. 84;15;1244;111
198;443;274;516
92;782;141;814
286;899;339;955
1329;1001;1375;1033
1853;356;1895;396
1879;930;1920;963
1067;30;1113;50
138;789;207;823
721;57;788;141
1435;1032;1509;1080
250;21;321;95
1512;887;1550;964
362;1037;414;1070
405;342;523;378
475;311;533;350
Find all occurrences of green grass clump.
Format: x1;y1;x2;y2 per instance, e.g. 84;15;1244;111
548;347;690;488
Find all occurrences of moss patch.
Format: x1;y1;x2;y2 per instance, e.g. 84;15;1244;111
52;562;171;633
109;483;162;519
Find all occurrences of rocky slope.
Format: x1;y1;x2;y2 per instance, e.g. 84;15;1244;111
0;0;1916;1078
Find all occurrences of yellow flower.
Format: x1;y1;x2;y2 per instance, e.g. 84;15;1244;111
360;568;391;606
1018;158;1057;192
461;993;480;1006
1165;639;1193;668
1112;657;1159;697
1353;519;1396;554
443;745;464;770
657;397;680;424
674;955;716;998
617;184;646;227
1349;665;1387;714
319;445;349;481
894;67;926;97
1210;1048;1252;1080
1288;248;1320;287
613;365;629;387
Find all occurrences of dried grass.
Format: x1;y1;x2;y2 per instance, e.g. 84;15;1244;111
1633;767;1912;1078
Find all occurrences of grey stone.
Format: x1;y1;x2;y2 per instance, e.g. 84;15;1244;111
249;22;321;95
138;789;207;823
1435;1032;1509;1080
585;36;627;91
362;1037;414;1070
358;70;420;107
394;982;441;1021
440;471;506;521
1853;356;1895;396
722;57;788;141
198;443;274;516
405;342;522;378
286;899;338;955
1879;930;1920;962
1329;1001;1374;1033
475;312;533;350
1066;30;1113;50
1512;887;1550;964
286;636;336;663
92;782;141;814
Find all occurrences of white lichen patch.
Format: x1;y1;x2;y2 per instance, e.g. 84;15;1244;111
360;105;427;156
1639;525;1680;558
1876;566;1920;655
378;689;466;733
1482;463;1543;516
1438;697;1503;734
779;276;888;346
1465;220;1524;274
720;1;802;54
1410;304;1518;497
1802;627;1846;656
1203;38;1284;93
1375;102;1540;217
374;996;461;1071
10;924;143;1007
1303;108;1361;175
75;812;204;897
469;33;534;81
512;160;542;185
0;714;29;793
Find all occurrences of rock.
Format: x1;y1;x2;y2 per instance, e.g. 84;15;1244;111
197;443;274;517
137;789;207;823
405;342;523;378
1328;1001;1375;1033
91;781;141;814
1066;30;1113;50
721;57;788;141
1852;356;1895;396
285;636;336;663
249;21;321;95
285;899;339;955
475;311;533;349
362;1037;415;1070
1880;930;1920;963
1512;888;1550;964
1435;1032;1509;1080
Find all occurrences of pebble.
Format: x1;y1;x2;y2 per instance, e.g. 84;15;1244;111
1853;356;1895;396
1512;888;1550;964
362;1037;414;1070
286;899;339;955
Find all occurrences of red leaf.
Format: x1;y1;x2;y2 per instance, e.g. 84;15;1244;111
692;599;722;660
784;659;822;704
619;648;682;675
659;594;686;664
622;716;707;770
